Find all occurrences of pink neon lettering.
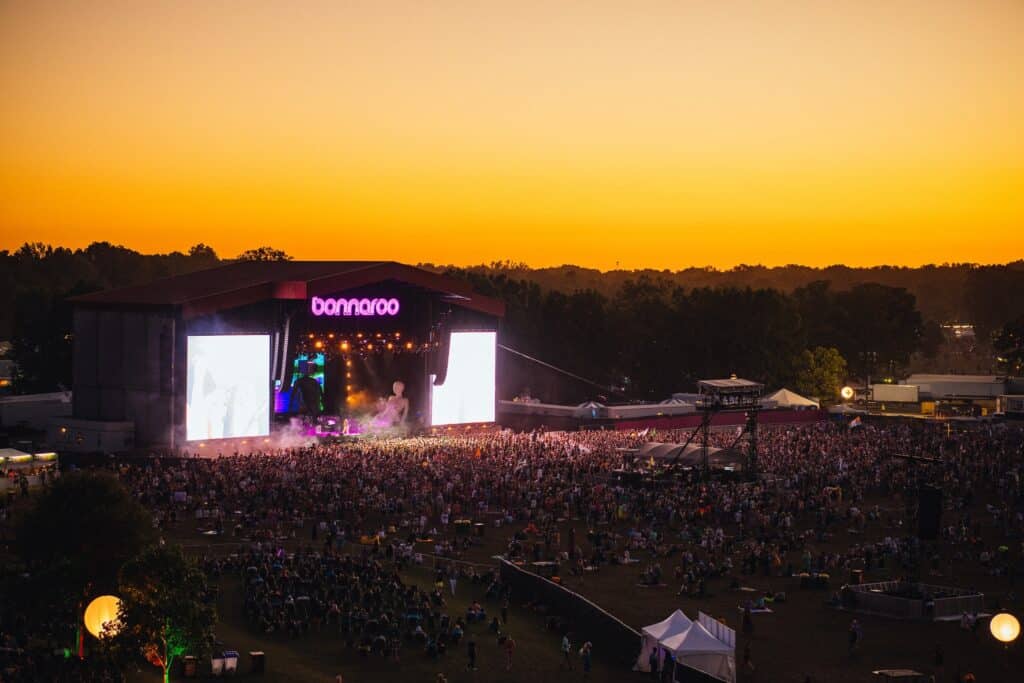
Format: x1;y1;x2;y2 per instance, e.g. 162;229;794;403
310;296;400;317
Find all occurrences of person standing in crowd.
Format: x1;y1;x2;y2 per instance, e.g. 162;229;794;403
561;633;574;670
580;641;593;679
504;633;516;671
848;619;862;655
466;638;477;671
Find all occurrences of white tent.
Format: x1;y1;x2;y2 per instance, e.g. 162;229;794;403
764;388;819;409
660;621;736;683
635;610;693;672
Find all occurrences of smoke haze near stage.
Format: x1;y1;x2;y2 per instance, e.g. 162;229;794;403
430;331;496;426
186;335;270;440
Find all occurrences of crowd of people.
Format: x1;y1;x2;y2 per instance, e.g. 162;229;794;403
118;422;1024;589
2;419;1023;681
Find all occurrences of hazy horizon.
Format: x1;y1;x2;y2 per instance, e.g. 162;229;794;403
5;238;1023;274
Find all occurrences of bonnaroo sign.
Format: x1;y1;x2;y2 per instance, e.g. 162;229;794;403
310;296;401;317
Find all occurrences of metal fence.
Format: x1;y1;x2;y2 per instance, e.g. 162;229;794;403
846;581;983;621
498;558;640;668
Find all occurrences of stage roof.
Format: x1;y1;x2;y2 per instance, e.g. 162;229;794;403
71;260;505;318
698;378;764;390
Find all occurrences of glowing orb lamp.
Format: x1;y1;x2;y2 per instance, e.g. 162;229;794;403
990;613;1020;644
84;595;122;639
840;386;855;400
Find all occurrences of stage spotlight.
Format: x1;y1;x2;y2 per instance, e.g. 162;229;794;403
387;342;394;350
314;340;323;349
405;342;413;350
308;333;314;339
395;332;401;338
346;360;352;367
840;386;855;400
367;343;374;351
340;341;350;351
356;332;363;338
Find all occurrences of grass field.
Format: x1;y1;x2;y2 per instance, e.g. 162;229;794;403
147;485;1024;683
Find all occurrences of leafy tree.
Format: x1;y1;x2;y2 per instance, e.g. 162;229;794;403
110;545;216;683
994;314;1024;375
964;265;1024;338
825;283;922;381
235;246;292;261
15;472;156;616
794;346;848;403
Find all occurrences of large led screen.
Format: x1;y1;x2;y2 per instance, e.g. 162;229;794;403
430;331;496;426
186;335;270;440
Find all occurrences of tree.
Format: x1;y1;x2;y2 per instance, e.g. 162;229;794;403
16;472;156;603
794;346;848;403
187;243;218;260
994;314;1024;375
832;283;923;380
235;246;292;261
111;545;216;683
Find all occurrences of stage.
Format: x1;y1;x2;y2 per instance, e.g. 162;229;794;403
63;261;504;451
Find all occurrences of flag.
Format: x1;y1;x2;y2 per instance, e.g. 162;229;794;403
848;416;862;429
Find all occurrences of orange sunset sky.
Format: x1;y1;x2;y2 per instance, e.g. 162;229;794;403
1;1;1022;270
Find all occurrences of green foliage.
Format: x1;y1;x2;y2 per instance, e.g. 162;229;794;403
15;472;156;605
0;241;224;390
994;314;1024;375
235;246;292;261
794;347;848;403
964;264;1024;337
110;545;216;682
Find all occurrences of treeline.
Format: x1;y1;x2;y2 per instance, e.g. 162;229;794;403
0;242;279;392
446;269;942;401
2;242;1022;397
428;260;1024;337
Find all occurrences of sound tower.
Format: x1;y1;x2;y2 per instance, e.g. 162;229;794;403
917;485;943;540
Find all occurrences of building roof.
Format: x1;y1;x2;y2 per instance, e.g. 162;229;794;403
904;374;1005;384
70;260;505;318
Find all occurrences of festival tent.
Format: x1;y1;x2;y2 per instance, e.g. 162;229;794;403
660;621;736;683
635;610;693;672
764;388;820;409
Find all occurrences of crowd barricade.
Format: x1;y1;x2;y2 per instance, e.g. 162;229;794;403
498;558;640;668
845;581;984;621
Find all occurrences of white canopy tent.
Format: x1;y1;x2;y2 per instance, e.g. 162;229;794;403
764;388;819;409
660;621;736;683
635;609;693;672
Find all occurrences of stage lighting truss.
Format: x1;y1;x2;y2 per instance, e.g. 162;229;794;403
294;331;437;358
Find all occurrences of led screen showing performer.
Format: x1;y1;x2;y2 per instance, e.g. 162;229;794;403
275;353;325;414
186;335;270;440
372;380;409;428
